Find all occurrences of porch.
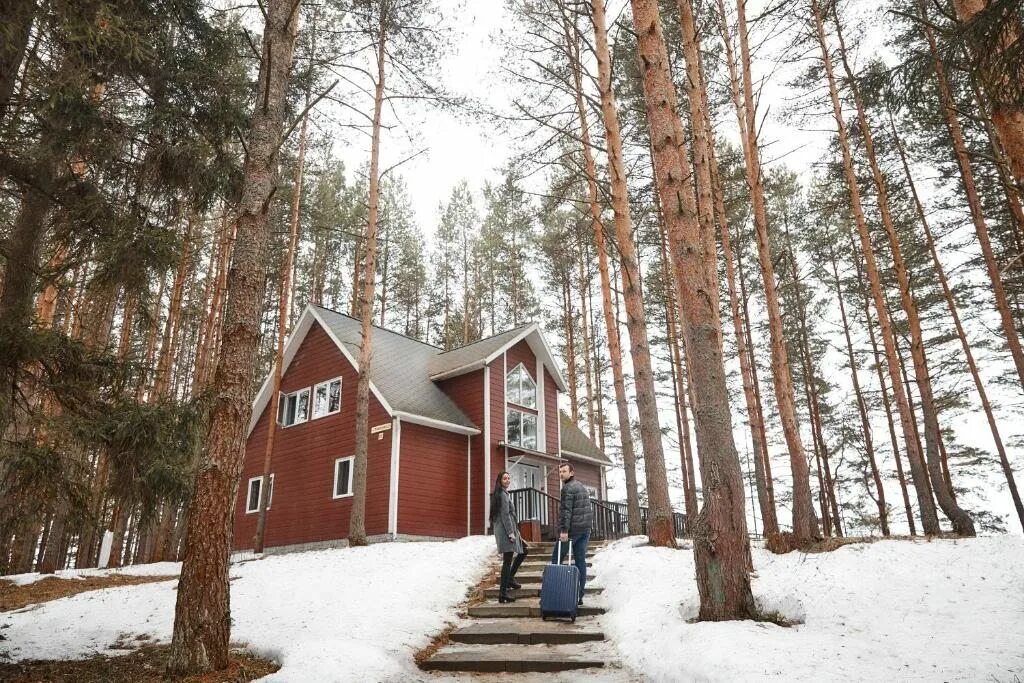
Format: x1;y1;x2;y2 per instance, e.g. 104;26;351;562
508;487;687;541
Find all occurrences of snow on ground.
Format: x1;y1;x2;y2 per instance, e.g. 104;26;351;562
1;537;494;681
597;535;1024;682
3;562;183;587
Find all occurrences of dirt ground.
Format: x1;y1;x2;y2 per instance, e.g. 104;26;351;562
0;573;178;612
0;643;279;682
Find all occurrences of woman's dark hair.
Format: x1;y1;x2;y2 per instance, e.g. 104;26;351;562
489;471;509;523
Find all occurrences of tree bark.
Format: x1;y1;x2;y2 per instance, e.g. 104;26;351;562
890;113;1024;531
919;1;1024;393
166;1;300;673
811;0;940;535
831;8;975;535
349;9;388;548
628;0;754;617
951;0;1024;188
828;244;889;535
0;0;36;122
723;0;820;545
590;0;677;548
253;109;308;555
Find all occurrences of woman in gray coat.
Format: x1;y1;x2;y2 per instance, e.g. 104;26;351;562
490;471;528;603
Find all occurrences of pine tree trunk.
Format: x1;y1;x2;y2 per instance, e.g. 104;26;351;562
167;1;299;673
713;161;778;536
253;110;308;555
153;213;195;398
828;245;889;535
594;0;678;549
578;254;596;439
628;0;755;615
0;0;36;121
891;115;1024;531
580;2;644;533
349;13;388;548
919;1;1024;392
734;228;778;516
563;279;579;422
951;0;1024;187
832;10;974;535
811;0;940;535
658;220;699;520
855;248;917;535
727;0;819;545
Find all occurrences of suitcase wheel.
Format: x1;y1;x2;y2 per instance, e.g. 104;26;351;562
571;616;576;623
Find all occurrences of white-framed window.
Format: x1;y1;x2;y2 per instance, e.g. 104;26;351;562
507;409;538;450
246;474;274;513
278;387;311;427
312;377;342;419
584;485;598;500
333;456;354;499
506;363;537;408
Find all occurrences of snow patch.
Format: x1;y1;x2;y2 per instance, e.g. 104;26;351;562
1;537;494;681
596;535;1024;681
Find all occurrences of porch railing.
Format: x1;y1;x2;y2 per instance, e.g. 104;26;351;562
508;488;687;541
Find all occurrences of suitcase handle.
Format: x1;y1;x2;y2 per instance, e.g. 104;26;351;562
553;538;573;565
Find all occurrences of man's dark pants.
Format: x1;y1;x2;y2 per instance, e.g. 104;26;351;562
551;531;590;595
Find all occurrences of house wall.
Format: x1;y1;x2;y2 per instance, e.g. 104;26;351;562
544;368;559;456
396;422;469;538
232;323;392;551
437;369;486;535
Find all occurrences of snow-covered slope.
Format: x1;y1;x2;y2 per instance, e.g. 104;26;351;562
1;537;493;681
597;535;1024;682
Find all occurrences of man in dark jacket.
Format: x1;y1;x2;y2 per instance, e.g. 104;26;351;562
552;461;593;604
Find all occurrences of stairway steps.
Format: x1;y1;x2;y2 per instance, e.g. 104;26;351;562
422;644;605;673
519;560;593;569
512;571;596;584
483;586;602;599
468;598;605;619
450;620;605;645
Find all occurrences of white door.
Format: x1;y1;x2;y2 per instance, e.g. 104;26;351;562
509;462;542;520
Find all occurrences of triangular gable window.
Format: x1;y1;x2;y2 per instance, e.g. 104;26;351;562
506;363;537;409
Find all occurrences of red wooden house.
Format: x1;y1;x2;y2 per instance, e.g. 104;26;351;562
232;304;613;553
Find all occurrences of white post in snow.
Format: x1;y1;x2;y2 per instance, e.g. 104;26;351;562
98;530;114;569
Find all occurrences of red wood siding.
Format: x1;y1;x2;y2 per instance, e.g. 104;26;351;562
232;323;392;550
489;357;505;525
437;369;486;534
570;460;602;497
396;423;468;538
505;339;537;383
544;368;558;456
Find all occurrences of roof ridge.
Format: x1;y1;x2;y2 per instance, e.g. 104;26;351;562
436;321;536;356
311;303;443;351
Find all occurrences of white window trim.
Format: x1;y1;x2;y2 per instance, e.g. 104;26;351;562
279;387;312;427
506;362;537;410
246;474;274;514
333;456;355;499
312;376;343;420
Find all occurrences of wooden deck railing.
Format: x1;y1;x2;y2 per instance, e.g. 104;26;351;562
508;488;686;540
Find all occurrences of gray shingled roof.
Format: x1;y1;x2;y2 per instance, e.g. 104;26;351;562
313;306;477;429
427;325;532;377
559;411;611;465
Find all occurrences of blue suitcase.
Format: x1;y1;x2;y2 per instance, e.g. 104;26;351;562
540;541;579;622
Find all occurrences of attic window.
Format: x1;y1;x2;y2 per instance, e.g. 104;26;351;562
278;388;311;427
313;377;342;419
506;364;537;409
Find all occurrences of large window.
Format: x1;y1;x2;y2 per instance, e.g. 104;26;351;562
333;456;354;499
246;474;274;513
506;364;537;408
313;377;342;419
507;409;538;450
278;388;310;427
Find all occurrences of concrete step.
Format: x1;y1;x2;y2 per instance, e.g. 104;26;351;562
519;560;593;569
422;644;605;673
513;571;596;584
483;586;603;600
468;598;605;619
450;620;605;645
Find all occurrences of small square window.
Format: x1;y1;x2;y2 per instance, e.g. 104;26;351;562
278;388;312;427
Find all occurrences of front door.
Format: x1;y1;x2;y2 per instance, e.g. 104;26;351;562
508;462;543;521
